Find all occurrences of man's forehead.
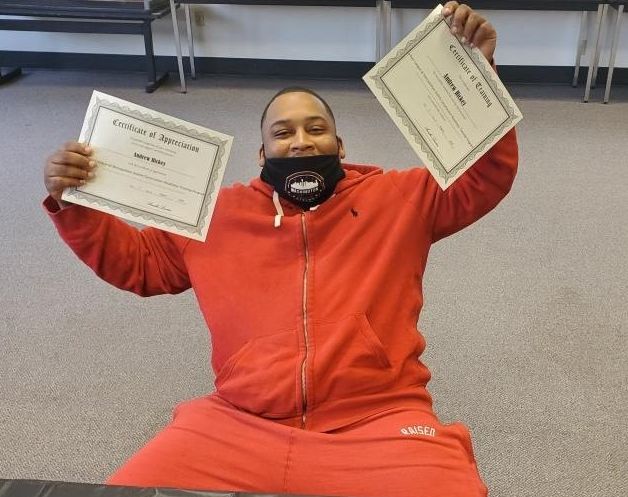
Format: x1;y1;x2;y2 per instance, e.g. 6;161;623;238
265;92;332;124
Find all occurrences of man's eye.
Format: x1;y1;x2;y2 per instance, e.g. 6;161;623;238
274;130;290;138
309;127;325;133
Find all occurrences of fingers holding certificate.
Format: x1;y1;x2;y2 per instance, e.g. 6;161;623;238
62;91;233;241
363;3;522;190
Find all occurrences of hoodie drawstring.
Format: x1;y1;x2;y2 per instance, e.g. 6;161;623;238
272;191;284;228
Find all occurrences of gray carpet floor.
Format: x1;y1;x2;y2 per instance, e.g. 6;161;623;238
0;69;627;497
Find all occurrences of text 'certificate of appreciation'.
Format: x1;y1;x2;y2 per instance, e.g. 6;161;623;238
62;91;233;241
363;4;522;190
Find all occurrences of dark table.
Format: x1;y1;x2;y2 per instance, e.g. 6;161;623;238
0;479;335;497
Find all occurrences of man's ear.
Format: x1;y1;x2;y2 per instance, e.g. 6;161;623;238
337;136;346;160
258;144;266;168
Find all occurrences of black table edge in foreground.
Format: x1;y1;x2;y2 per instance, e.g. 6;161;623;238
0;479;342;497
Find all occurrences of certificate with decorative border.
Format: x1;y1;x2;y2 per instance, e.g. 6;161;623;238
363;4;522;190
62;91;233;241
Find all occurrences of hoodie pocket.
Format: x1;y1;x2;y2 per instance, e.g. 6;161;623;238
311;313;393;407
214;330;300;418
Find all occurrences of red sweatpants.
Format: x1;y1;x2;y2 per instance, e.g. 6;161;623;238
107;396;487;497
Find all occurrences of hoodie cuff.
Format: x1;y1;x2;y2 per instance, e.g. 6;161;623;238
43;195;67;214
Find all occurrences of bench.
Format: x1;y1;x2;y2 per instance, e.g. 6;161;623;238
0;0;175;92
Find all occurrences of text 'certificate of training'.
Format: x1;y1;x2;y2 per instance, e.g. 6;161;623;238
363;4;522;190
62;91;233;241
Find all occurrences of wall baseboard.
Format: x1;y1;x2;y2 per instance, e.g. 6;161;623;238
1;51;626;85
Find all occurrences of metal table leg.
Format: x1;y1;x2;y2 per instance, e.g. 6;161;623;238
604;4;624;103
185;4;197;79
143;19;169;93
376;0;392;61
591;3;609;88
170;0;187;93
376;0;383;61
383;0;392;55
572;11;588;87
584;4;607;102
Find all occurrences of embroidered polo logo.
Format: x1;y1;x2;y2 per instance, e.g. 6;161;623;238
400;425;437;437
351;208;359;217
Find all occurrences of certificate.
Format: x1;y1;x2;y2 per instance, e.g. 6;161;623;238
363;4;522;190
62;91;233;241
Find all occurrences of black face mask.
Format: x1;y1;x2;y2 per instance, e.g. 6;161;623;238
261;154;345;210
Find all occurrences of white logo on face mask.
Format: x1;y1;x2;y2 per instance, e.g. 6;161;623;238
286;172;325;198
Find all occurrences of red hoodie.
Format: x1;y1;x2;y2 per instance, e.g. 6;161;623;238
45;128;518;432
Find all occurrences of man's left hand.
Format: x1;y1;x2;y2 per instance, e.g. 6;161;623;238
442;2;497;63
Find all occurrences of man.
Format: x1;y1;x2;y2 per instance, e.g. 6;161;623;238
43;3;518;496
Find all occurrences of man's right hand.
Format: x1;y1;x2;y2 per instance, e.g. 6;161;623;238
44;141;96;209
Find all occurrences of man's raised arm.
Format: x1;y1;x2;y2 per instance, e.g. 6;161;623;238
43;141;191;296
387;2;519;242
428;127;518;242
428;2;518;241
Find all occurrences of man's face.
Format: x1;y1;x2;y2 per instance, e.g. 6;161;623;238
258;92;345;166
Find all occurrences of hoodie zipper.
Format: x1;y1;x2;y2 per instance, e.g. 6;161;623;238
300;212;310;429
